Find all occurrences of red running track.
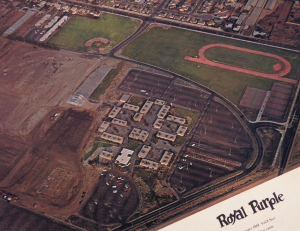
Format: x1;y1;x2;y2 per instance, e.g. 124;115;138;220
184;44;296;84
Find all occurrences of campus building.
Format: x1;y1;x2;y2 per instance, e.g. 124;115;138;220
108;106;122;118
101;132;124;144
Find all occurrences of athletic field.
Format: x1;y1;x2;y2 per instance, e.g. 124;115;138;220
49;14;139;51
121;27;300;105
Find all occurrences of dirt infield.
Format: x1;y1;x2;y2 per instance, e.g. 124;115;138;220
184;44;296;84
85;37;110;47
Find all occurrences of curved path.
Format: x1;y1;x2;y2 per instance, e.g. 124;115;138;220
185;43;296;84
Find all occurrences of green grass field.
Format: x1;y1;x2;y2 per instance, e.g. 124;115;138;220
122;27;300;105
175;108;199;129
204;47;284;74
49;14;138;51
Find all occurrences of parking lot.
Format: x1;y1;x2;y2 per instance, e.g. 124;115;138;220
117;69;174;99
81;169;140;225
169;99;254;193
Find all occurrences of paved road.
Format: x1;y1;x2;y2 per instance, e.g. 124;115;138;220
64;0;300;52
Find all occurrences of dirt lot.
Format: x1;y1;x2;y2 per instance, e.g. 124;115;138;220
257;1;300;46
0;9;25;35
0;37;106;217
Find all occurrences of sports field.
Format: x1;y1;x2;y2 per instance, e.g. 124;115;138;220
121;27;300;105
204;47;284;74
49;14;139;51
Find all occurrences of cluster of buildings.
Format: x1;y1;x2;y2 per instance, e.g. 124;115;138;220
113;3;152;15
46;2;101;17
167;0;195;12
95;94;189;170
39;15;68;42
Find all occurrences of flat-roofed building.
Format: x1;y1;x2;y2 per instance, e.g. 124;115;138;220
123;103;139;112
112;118;127;127
153;118;164;129
100;150;113;161
157;131;176;142
108;107;121;118
129;128;141;140
115;148;134;166
133;113;143;122
166;115;186;125
160;151;173;166
157;105;170;119
140;159;159;170
101;132;123;144
140;101;153;114
98;121;110;133
154;99;165;106
139;130;149;142
138;145;151;158
176;125;188;136
119;94;130;103
129;128;149;142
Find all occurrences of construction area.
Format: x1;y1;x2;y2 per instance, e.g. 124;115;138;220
0;37;104;218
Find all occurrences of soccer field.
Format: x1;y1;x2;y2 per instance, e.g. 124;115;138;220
122;27;300;105
49;14;139;51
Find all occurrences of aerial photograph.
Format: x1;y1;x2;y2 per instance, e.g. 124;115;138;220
0;0;300;230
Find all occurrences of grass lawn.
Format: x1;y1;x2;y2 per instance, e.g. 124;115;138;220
122;27;300;105
90;61;126;100
204;47;284;74
49;14;138;51
129;95;145;105
175;108;200;129
127;139;142;150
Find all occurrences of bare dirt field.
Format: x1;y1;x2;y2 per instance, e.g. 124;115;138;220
0;37;106;217
0;10;25;35
259;1;300;46
0;200;81;231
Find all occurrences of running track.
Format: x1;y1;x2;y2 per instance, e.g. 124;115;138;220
184;44;296;84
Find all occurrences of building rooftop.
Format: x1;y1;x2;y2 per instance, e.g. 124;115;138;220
160;151;173;166
123;103;139;112
111;118;127;127
140;100;153;114
157;105;170;119
133;113;143;122
166;115;186;125
157;131;176;142
100;150;113;160
129;128;149;142
138;145;151;158
115;148;134;166
98;121;110;133
108;107;122;118
119;94;131;103
101;132;123;144
153;118;164;129
176;125;188;136
140;159;159;170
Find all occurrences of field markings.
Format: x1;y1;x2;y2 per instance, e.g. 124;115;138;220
185;43;296;84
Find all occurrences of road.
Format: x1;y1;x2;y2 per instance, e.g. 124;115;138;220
64;0;300;52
